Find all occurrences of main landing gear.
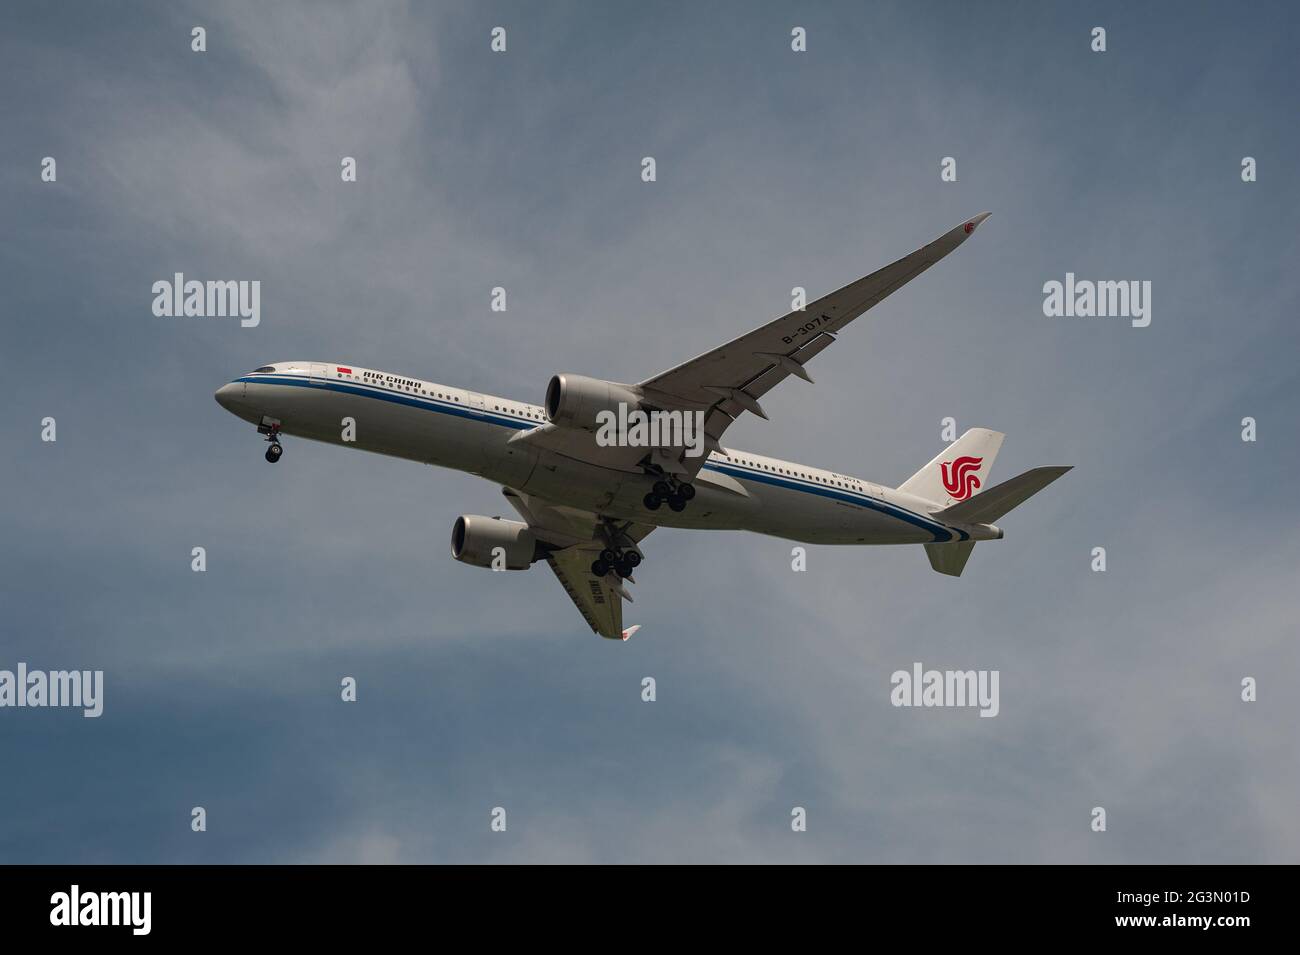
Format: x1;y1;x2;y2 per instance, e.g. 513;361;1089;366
590;547;641;580
258;419;284;463
643;478;696;513
590;520;643;580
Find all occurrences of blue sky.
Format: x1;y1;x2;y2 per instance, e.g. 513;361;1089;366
1;0;1297;862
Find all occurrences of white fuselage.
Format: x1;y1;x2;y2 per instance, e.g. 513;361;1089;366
215;362;994;545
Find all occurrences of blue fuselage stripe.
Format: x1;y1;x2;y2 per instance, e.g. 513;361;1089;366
701;462;959;542
236;373;535;429
237;373;963;542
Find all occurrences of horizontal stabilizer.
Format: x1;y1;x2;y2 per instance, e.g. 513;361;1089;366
936;466;1072;525
925;541;976;577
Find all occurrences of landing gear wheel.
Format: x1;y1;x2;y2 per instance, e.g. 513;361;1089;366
666;494;686;512
614;560;634;579
590;559;610;577
678;483;696;501
652;480;672;498
265;442;283;463
643;493;662;511
600;549;617;564
625;551;642;568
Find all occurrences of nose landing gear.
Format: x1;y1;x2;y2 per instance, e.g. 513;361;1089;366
643;477;695;512
258;418;284;463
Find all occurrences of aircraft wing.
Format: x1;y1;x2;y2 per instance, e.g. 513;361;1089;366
511;215;990;477
637;214;991;470
502;488;653;640
545;548;638;641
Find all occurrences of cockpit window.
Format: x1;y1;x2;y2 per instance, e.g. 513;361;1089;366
252;365;275;372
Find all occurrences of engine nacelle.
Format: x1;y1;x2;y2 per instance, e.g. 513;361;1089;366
545;373;643;431
450;515;537;570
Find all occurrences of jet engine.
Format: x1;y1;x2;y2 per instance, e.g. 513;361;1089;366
450;515;537;570
544;374;643;431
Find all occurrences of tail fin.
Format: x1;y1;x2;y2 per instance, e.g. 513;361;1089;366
899;428;1005;506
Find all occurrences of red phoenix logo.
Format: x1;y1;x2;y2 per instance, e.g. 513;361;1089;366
963;222;975;234
940;456;983;500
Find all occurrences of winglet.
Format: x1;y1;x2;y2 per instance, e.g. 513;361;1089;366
620;625;641;642
956;212;991;239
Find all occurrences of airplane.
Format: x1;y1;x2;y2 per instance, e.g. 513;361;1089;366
215;214;1070;641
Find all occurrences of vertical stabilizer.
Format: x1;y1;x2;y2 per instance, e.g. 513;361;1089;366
899;428;1004;506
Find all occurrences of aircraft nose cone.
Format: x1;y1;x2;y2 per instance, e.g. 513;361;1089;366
214;382;243;411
